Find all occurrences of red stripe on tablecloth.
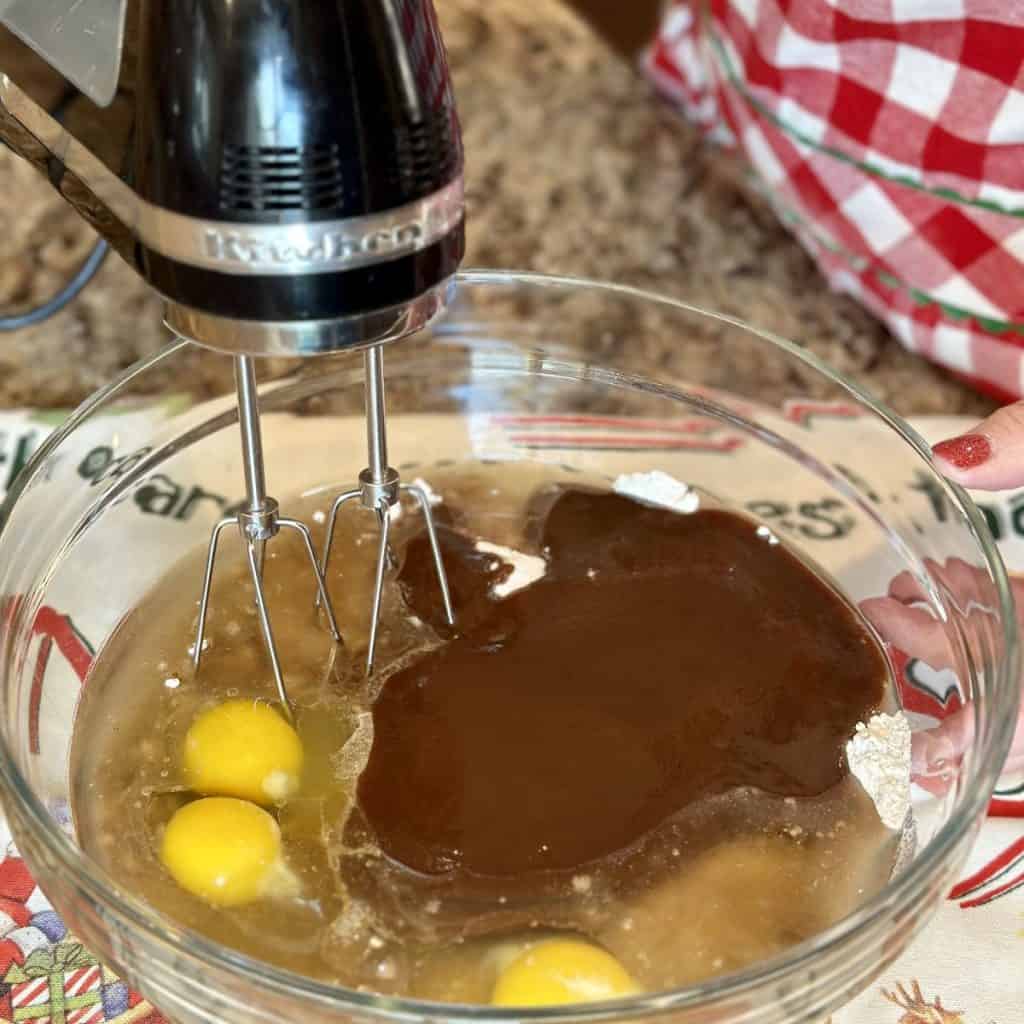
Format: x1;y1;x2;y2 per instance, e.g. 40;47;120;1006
71;1003;106;1024
988;797;1024;818
68;1005;105;1024
28;635;52;758
64;965;100;997
32;608;91;682
949;835;1024;899
782;401;861;424
958;866;1024;908
492;415;717;434
12;976;49;1007
507;434;743;451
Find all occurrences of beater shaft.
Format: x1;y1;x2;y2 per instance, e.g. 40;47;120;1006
365;345;389;485
193;356;341;719
237;356;268;512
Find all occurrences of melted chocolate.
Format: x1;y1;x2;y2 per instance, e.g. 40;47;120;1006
359;488;886;881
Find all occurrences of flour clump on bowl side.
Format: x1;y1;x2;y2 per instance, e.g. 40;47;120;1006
847;712;912;831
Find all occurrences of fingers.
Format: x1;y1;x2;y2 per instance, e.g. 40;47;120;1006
871;558;1024;784
887;570;927;605
864;585;1024;783
1004;702;1024;777
911;705;974;778
888;558;983;606
931;402;1024;491
864;592;1007;674
860;597;955;671
888;558;1004;615
923;408;1024;771
913;695;1024;779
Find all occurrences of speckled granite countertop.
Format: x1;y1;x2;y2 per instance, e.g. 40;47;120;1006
0;0;993;417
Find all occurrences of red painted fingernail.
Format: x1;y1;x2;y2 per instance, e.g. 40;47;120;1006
932;433;992;470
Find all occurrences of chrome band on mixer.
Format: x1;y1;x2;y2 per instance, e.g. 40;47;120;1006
140;177;464;276
164;281;455;357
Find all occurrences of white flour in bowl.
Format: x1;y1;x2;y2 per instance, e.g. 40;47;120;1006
846;713;912;830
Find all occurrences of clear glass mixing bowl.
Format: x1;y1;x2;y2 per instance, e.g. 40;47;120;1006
0;271;1017;1024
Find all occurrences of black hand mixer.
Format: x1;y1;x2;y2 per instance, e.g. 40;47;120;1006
0;1;462;708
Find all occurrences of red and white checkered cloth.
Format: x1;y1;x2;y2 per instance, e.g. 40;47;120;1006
645;0;1024;401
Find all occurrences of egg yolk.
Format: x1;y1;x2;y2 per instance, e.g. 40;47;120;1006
160;797;292;907
491;938;639;1006
183;698;303;805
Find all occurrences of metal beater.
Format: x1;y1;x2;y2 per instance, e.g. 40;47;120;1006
2;0;467;706
190;356;343;719
321;346;454;674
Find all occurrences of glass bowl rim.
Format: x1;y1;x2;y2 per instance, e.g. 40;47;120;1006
0;268;1017;1021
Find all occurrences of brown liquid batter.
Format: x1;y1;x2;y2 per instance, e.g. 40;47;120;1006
71;463;898;999
363;490;884;880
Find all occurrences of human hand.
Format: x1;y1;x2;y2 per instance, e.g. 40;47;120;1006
862;563;1024;781
863;406;1024;782
930;405;1024;491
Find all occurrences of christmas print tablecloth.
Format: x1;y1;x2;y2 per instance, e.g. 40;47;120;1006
0;404;1019;1024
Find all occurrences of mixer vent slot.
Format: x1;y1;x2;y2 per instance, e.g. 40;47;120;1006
219;144;347;212
390;106;459;194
